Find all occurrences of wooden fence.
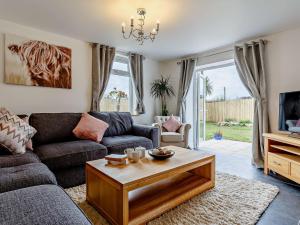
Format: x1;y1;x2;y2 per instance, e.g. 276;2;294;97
206;98;254;123
100;98;129;112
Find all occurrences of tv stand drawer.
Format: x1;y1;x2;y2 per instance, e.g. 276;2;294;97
268;153;289;176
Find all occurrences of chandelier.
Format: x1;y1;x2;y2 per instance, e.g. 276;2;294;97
121;8;160;45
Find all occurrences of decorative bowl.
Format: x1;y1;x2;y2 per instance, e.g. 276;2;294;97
148;149;175;160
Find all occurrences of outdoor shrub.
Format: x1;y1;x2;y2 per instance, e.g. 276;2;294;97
240;119;251;124
239;119;252;127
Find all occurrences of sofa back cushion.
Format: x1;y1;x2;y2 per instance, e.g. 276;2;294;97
89;112;133;137
30;113;81;146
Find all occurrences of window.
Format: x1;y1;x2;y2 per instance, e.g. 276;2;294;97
100;53;137;114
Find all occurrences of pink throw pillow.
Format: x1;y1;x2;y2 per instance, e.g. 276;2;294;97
296;119;300;127
162;116;181;132
73;113;109;142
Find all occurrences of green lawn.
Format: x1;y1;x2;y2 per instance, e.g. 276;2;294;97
205;122;252;142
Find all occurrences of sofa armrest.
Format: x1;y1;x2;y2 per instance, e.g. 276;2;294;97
179;123;191;147
132;125;159;148
179;123;191;134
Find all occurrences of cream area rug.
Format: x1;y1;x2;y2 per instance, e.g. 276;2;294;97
65;172;279;225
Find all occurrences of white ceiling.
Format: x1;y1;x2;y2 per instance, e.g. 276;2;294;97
1;0;300;61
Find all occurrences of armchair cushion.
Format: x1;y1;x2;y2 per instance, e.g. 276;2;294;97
161;132;184;142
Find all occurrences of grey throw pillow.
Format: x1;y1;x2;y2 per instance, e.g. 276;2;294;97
0;107;36;154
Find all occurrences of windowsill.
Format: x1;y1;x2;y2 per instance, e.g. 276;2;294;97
99;111;140;117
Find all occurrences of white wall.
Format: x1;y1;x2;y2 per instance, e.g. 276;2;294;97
132;58;160;124
0;19;92;113
159;60;180;115
0;19;160;125
265;27;300;132
159;26;300;132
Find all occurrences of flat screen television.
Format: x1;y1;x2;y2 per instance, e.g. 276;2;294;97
279;91;300;133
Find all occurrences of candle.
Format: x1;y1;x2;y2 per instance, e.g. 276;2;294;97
130;16;134;27
122;22;126;33
156;20;160;31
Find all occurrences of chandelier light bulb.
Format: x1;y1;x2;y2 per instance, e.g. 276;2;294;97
121;22;126;33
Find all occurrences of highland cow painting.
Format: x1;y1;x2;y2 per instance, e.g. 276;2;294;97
5;34;72;89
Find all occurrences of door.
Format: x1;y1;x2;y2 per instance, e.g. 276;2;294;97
194;70;206;149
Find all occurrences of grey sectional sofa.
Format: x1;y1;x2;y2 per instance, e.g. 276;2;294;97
0;185;92;225
30;111;158;187
0;111;158;225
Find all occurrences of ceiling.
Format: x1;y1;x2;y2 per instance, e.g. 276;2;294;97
1;0;300;61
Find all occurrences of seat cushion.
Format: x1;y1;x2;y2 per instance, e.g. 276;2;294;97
0;185;92;225
0;150;40;168
54;166;85;188
89;112;133;137
161;132;184;142
30;113;82;146
0;163;57;193
35;140;107;170
101;135;153;154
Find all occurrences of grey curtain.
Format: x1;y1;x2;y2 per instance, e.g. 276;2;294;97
234;40;269;168
176;58;196;122
91;44;115;111
129;53;145;114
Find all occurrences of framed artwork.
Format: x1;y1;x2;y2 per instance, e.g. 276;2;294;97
5;34;72;89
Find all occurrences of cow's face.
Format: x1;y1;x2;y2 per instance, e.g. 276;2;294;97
8;44;20;54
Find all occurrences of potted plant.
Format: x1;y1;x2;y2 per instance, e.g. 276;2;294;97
151;76;175;116
108;87;128;112
213;125;223;140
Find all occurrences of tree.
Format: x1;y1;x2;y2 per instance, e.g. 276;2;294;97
205;77;213;97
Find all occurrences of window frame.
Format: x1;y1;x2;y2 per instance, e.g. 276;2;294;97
101;53;136;114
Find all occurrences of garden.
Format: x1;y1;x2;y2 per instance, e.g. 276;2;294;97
205;120;252;142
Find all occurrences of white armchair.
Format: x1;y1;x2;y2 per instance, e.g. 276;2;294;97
153;116;191;148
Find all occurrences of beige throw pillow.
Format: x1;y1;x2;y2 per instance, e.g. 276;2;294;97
0;108;36;154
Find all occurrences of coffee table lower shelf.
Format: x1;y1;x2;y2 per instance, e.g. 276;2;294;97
128;172;212;225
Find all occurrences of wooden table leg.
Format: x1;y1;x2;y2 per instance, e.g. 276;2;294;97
86;167;129;225
190;158;215;188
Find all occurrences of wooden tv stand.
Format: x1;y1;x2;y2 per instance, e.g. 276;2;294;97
263;133;300;184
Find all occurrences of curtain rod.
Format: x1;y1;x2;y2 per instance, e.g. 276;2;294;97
177;49;233;65
177;39;268;65
235;39;268;48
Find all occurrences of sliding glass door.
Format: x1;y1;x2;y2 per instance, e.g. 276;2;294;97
186;70;206;149
194;71;206;148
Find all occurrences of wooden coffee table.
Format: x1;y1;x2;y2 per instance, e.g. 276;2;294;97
86;146;215;225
